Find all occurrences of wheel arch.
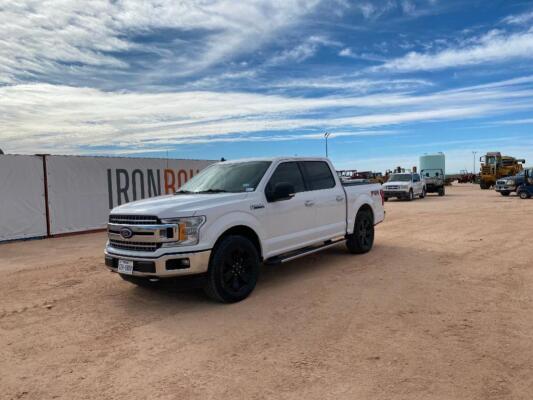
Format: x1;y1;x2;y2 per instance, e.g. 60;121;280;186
356;203;374;223
213;225;263;260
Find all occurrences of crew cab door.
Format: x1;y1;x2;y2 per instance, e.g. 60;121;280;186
300;161;346;241
259;162;318;257
413;173;423;194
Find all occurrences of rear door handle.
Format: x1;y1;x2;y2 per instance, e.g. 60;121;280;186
305;200;315;207
336;195;344;202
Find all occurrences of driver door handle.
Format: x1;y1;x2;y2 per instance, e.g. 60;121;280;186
304;200;315;207
336;195;344;202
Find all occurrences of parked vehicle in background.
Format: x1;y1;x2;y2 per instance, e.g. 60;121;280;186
382;172;425;201
420;153;446;196
479;152;525;189
495;166;533;196
458;170;476;183
337;170;385;184
104;157;385;303
517;168;533;199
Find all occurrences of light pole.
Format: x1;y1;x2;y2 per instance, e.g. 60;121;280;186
472;151;477;174
324;132;330;157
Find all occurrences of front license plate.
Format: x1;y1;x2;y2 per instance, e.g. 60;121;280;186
117;259;134;275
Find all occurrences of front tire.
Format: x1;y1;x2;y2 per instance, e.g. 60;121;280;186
346;210;374;254
204;235;260;303
419;188;426;199
500;191;510;196
519;191;529;199
407;189;414;201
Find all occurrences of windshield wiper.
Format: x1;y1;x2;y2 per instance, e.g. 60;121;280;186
195;189;229;194
175;189;194;194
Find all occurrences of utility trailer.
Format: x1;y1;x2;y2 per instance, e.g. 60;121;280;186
420;153;445;196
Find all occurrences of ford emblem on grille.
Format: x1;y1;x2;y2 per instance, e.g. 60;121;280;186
119;227;134;239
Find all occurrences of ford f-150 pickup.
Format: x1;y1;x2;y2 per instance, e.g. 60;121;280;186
105;157;385;302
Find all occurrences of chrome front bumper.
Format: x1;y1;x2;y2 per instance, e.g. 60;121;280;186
495;185;515;192
104;249;211;278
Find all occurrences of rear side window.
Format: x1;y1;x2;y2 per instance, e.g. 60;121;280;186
265;162;305;196
301;161;336;190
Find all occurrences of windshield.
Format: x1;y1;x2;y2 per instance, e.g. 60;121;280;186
486;156;498;164
422;169;442;178
177;161;271;194
388;174;412;182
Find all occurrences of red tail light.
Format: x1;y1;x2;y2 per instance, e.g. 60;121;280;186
380;189;385;205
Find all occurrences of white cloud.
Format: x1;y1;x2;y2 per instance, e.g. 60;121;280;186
268;36;339;65
0;0;321;83
502;10;533;25
271;76;433;92
494;118;533;125
2;75;533;154
378;29;533;72
339;48;355;57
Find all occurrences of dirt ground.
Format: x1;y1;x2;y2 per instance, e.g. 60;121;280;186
1;184;533;400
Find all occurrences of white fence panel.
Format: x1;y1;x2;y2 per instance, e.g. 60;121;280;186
0;155;47;241
46;156;213;235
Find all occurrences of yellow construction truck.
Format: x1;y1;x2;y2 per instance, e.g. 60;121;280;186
479;152;525;189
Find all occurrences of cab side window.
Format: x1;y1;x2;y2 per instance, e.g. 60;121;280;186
301;161;336;190
265;162;306;198
413;174;420;182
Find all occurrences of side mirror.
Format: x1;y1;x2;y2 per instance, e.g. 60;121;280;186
268;182;295;202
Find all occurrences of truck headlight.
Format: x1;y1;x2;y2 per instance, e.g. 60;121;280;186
160;216;205;246
400;185;408;189
505;180;515;185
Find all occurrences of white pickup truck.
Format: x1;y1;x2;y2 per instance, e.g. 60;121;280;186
105;157;385;302
382;172;426;201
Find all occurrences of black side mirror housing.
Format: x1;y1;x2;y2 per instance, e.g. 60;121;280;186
268;182;295;202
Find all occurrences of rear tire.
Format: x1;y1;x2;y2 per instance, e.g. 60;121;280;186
204;235;260;303
346;210;374;254
480;181;490;190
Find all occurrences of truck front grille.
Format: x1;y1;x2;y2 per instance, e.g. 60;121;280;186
109;239;161;252
109;215;159;225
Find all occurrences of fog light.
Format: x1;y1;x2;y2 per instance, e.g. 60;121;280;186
166;258;191;270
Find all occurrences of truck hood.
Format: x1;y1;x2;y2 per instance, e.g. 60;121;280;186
111;192;249;218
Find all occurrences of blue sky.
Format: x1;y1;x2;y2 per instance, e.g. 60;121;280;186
1;0;533;173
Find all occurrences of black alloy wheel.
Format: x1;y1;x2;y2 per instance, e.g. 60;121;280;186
204;235;260;303
346;210;374;254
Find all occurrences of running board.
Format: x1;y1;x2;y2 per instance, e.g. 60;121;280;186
264;238;346;265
